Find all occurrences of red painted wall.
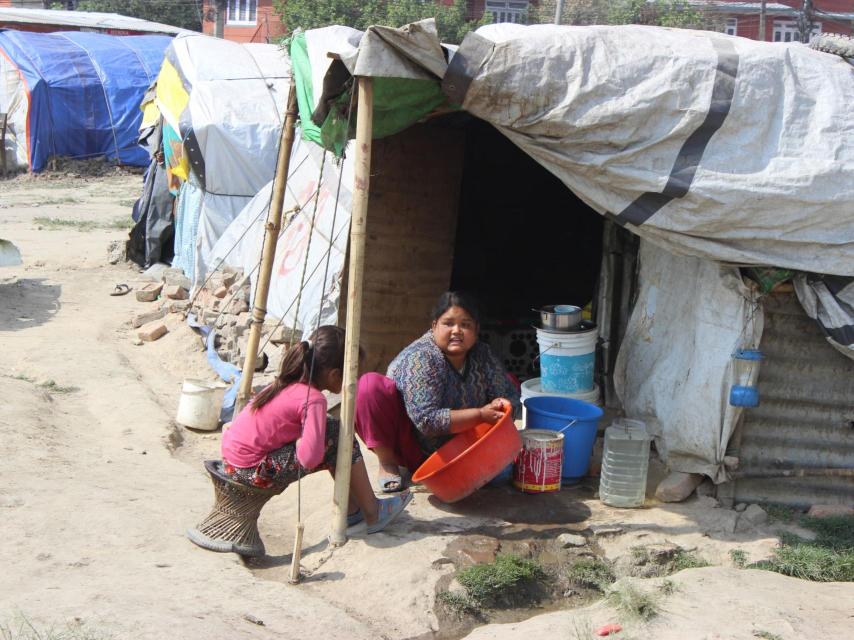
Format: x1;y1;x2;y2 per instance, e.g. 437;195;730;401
202;0;286;43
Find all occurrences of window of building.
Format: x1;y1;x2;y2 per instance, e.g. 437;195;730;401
773;19;821;43
486;1;529;24
725;18;737;36
227;0;257;25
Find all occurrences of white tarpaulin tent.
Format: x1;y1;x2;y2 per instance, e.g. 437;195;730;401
156;33;292;285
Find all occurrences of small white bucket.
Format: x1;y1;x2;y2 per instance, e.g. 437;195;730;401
521;377;601;426
536;326;597;394
176;378;227;431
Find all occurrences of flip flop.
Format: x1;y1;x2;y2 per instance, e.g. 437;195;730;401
109;283;131;296
366;491;413;535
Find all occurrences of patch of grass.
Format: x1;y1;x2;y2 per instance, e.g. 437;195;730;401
671;550;710;571
801;514;854;550
117;199;138;208
436;591;480;617
456;554;546;608
764;504;797;523
2;374;78;394
567;557;615;592
659;578;677;595
729;548;748;569
752;514;854;582
630;546;648;562
606;581;660;621
753;631;783;640
37;379;79;394
31;197;82;206
0;616;112;640
33;217;131;232
753;544;854;582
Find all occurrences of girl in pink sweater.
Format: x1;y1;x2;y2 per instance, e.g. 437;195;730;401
221;325;411;533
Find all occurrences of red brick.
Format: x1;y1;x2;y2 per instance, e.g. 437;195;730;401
131;307;166;328
135;282;163;302
137;322;167;342
164;284;189;300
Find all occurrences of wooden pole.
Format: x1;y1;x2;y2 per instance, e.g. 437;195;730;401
758;0;767;41
330;76;373;546
233;80;299;416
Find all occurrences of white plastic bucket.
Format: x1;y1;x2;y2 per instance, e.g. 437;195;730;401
176;378;227;431
521;377;601;426
536;326;597;394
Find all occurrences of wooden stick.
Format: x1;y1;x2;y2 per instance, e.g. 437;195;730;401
288;522;304;584
233;80;299;415
330;76;373;546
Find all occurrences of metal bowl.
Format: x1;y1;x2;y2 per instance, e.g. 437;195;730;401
536;305;582;331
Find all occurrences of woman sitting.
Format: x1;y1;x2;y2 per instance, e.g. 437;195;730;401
355;292;521;492
220;325;411;534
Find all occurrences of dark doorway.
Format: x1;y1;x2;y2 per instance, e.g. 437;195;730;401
449;118;604;379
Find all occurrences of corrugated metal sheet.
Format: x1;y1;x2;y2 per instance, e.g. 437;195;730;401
732;292;854;508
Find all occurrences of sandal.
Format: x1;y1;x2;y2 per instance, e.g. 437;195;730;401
109;283;132;296
379;466;411;494
380;473;404;493
366;491;412;534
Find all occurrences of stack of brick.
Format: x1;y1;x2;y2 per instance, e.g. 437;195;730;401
129;266;195;343
188;267;290;367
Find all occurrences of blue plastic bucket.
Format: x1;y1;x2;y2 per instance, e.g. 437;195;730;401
536;327;597;394
523;396;603;480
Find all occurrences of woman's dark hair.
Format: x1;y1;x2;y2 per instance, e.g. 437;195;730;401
431;291;481;325
251;325;346;411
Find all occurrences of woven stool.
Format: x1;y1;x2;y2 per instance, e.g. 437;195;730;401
187;460;284;557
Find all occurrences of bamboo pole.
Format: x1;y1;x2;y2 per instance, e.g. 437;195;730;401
234;80;299;415
288;522;304;584
330;76;373;546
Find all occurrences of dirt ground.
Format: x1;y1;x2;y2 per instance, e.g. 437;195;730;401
1;171;852;640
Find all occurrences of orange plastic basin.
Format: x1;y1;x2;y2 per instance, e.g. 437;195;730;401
411;406;522;503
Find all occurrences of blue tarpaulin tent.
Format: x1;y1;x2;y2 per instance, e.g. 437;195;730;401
0;30;170;172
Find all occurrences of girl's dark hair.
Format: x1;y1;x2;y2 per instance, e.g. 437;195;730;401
431;291;481;325
251;325;346;411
